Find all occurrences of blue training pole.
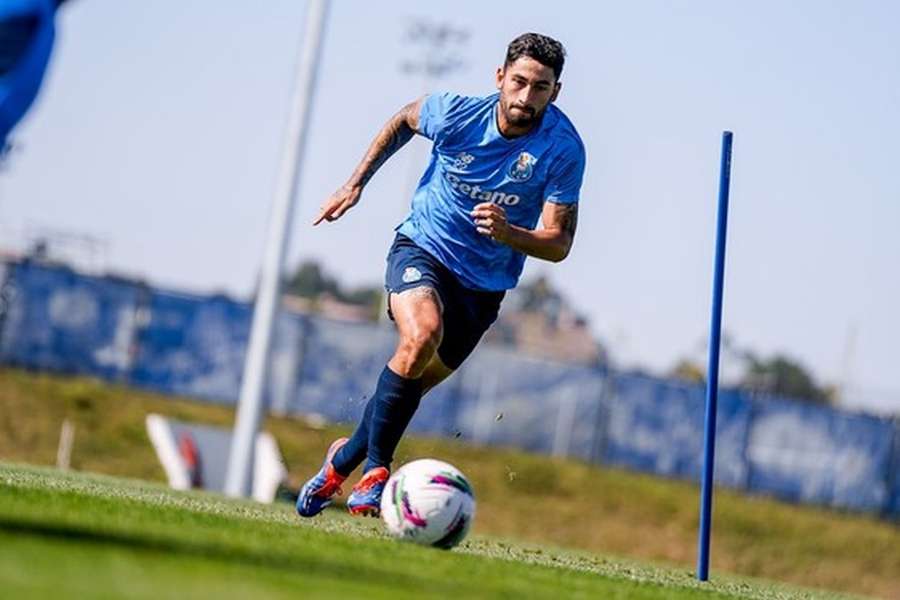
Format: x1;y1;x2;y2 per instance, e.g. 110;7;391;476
697;131;733;582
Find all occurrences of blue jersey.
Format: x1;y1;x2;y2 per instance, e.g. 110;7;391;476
396;92;586;291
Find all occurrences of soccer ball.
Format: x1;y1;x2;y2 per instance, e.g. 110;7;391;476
380;459;475;549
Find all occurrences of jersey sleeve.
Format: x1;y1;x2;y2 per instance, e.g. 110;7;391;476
544;143;586;205
418;92;470;143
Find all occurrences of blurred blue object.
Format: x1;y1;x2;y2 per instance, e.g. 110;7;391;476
0;0;58;148
129;289;252;402
0;261;141;379
601;373;751;488
745;396;895;510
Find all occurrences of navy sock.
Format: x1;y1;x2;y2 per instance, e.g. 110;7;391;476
364;366;423;473
331;395;376;477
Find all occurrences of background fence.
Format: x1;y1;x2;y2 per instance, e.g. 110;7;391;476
1;258;898;517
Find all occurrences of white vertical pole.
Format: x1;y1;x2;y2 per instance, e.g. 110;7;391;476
56;419;75;470
472;371;499;444
224;0;331;498
552;387;578;458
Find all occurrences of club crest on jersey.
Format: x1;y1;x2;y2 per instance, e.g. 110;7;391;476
508;151;536;182
402;267;422;283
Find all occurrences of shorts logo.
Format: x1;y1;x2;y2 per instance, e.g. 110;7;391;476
402;267;422;283
508;151;536;182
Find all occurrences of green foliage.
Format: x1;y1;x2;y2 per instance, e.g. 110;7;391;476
283;260;382;319
284;261;341;299
671;359;706;384
740;354;832;405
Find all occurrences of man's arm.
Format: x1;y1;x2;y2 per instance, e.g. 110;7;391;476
471;200;577;263
313;98;423;225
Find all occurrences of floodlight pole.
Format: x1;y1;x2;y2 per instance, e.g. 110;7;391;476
697;131;733;580
224;0;331;498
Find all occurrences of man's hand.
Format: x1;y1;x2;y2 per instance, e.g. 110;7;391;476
313;184;362;225
471;202;511;243
471;200;577;262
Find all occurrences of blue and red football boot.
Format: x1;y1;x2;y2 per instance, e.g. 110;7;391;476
347;466;390;517
296;438;348;517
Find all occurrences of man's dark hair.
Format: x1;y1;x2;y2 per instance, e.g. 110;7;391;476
504;33;566;80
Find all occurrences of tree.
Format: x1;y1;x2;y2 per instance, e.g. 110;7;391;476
283;260;382;320
740;353;833;405
670;359;705;384
284;261;340;299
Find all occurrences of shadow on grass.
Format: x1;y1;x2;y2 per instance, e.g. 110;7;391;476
0;516;424;590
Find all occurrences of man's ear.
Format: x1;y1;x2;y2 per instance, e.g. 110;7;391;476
495;66;505;91
550;81;561;103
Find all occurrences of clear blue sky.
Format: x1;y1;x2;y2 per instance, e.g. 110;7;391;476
1;1;898;413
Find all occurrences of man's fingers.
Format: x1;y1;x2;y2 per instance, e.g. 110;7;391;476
313;196;355;225
331;199;355;220
312;206;333;226
472;214;505;230
471;209;501;220
314;202;340;224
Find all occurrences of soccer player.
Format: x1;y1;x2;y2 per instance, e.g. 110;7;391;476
0;0;68;157
297;32;585;517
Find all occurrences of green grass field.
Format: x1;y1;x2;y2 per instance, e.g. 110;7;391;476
1;368;897;598
0;464;854;599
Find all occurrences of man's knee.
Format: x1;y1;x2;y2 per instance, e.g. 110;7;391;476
394;321;442;377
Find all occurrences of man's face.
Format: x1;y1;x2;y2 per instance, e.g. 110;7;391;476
495;56;560;128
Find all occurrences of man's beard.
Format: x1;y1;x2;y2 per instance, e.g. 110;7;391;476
504;103;541;127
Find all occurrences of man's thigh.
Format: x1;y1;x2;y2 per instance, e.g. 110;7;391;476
388;285;443;344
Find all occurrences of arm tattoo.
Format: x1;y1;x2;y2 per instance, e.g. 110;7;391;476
559;203;578;239
349;102;417;187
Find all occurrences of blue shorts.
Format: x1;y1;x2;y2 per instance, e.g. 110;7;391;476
385;234;505;370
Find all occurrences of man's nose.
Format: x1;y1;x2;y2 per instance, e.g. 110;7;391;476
520;85;538;105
